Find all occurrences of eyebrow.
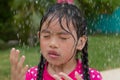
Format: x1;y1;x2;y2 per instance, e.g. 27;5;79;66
41;29;70;35
41;29;50;33
57;31;70;35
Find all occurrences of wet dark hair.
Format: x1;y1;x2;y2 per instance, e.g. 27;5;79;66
37;3;90;80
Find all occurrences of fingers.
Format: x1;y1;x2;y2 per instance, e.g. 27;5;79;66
75;71;82;80
10;48;26;72
53;74;62;80
53;72;72;80
10;48;16;65
10;48;28;80
10;48;20;66
15;50;20;64
10;48;20;73
53;72;82;80
59;72;72;80
21;65;29;77
17;55;25;72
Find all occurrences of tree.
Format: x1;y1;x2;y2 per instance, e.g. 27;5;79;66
0;0;16;42
10;0;56;45
75;0;120;33
2;0;119;45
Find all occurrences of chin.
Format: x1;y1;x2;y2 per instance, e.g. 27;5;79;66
47;59;63;66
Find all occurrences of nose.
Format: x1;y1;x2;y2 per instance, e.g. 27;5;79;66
49;38;58;49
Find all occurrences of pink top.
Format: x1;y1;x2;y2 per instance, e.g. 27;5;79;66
26;60;102;80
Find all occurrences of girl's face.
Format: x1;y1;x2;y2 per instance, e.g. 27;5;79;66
39;17;78;66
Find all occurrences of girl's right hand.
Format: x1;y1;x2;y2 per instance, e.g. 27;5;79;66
53;71;82;80
10;48;29;80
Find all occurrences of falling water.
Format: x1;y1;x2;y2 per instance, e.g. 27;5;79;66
1;0;120;80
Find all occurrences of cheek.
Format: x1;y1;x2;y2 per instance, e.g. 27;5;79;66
40;38;48;51
66;38;75;47
61;39;76;52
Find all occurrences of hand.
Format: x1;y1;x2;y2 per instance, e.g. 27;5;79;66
10;48;29;80
53;71;82;80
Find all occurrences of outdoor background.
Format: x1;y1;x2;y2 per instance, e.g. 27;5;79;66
0;0;120;80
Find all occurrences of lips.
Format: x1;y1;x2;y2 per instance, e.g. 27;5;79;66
48;50;60;58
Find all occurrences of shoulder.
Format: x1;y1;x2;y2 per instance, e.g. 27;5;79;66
89;68;102;80
25;66;38;80
77;60;102;80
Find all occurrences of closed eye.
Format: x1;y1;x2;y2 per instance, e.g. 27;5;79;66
60;36;70;40
43;35;50;38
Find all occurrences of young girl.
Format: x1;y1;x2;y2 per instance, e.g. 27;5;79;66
10;0;102;80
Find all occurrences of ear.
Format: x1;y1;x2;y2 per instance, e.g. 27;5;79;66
76;35;87;51
37;31;40;38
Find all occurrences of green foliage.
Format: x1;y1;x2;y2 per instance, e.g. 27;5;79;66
75;0;120;18
0;0;17;42
0;39;7;50
74;0;120;34
0;0;120;46
10;0;56;45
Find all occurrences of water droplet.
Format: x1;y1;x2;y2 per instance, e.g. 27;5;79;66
115;33;119;36
35;0;38;4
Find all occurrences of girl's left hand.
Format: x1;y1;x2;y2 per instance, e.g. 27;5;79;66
53;71;82;80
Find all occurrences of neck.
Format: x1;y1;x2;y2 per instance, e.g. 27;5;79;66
47;58;77;75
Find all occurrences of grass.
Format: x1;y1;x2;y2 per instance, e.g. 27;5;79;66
88;34;120;71
0;34;120;80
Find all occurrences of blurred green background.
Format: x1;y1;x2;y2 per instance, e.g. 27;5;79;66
0;0;120;80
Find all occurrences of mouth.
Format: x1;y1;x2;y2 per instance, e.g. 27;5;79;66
48;50;60;58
